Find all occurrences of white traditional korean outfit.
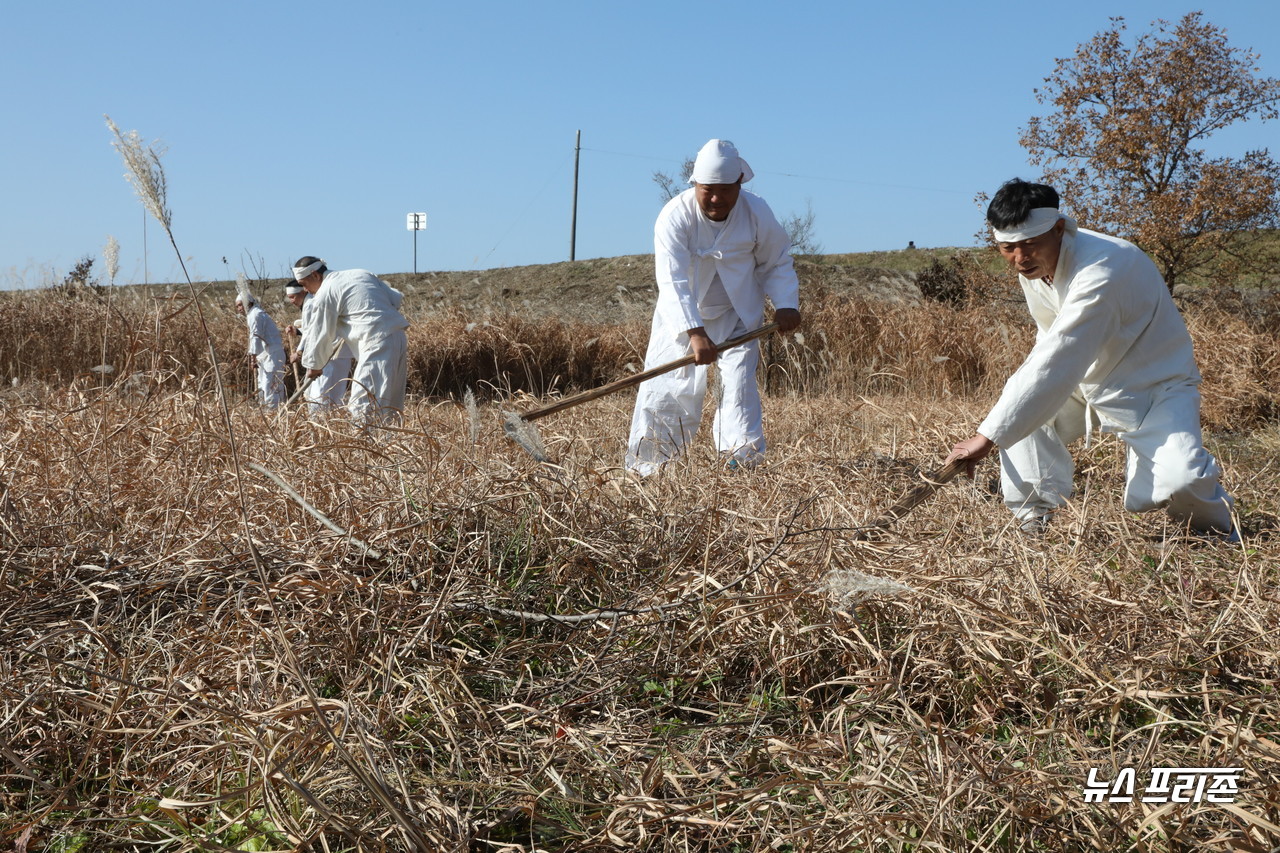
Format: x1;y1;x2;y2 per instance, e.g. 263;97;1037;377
302;269;409;423
978;222;1233;532
625;188;799;475
298;294;354;413
245;304;286;408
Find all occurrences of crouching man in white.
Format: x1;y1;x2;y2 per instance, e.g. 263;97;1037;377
625;139;801;476
292;256;409;424
284;281;353;414
235;289;286;408
945;178;1235;538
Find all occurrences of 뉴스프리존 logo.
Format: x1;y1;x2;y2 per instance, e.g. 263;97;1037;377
1083;767;1242;804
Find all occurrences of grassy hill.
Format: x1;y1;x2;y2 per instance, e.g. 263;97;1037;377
74;247;966;324
31;230;1276;325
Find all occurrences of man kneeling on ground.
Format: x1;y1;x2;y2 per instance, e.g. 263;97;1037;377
944;178;1235;539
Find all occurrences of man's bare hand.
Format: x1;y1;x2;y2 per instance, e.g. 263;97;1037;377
774;308;801;333
945;434;995;479
306;368;323;380
688;328;717;365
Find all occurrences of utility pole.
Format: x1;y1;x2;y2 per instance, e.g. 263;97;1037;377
570;129;580;261
407;212;427;274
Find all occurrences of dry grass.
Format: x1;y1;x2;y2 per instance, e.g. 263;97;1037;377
0;287;250;395
1;288;1279;852
405;309;645;403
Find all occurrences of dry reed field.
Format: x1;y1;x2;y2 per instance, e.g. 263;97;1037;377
2;280;1279;852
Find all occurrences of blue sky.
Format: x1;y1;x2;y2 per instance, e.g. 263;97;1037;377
3;1;1277;288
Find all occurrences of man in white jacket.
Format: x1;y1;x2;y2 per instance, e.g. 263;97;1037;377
946;178;1235;537
292;256;410;424
284;282;353;413
625;139;801;475
235;289;286;408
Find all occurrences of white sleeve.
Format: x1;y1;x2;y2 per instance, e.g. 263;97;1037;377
301;291;339;371
246;311;267;356
653;203;703;332
384;281;405;310
978;273;1120;446
750;198;800;311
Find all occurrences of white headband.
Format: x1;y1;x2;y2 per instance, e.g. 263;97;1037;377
292;260;324;281
991;208;1064;242
285;284;305;295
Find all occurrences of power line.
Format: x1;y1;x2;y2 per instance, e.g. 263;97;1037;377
479;152;575;265
582;146;970;195
757;170;971;195
581;146;679;165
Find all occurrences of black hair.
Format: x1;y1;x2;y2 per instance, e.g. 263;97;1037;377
986;179;1059;229
293;256;327;276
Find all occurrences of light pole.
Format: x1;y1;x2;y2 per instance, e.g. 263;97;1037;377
407;212;427;274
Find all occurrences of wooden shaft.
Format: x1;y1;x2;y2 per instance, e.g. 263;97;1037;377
287;326;301;386
864;458;966;532
286;338;346;406
519;322;779;423
286;374;316;406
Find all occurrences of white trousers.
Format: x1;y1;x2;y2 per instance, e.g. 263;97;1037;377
999;385;1233;532
256;362;285;409
348;330;408;424
625;311;765;476
305;356;353;414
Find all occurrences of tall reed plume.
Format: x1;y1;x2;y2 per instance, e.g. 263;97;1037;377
104;116;253;543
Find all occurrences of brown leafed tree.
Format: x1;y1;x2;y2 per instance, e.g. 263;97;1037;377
1021;12;1280;287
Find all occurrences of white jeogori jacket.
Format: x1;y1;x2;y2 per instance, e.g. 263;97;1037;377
651;188;799;338
298;293;354;410
299;294;353;363
978;223;1201;447
301;269;408;372
245;304;285;378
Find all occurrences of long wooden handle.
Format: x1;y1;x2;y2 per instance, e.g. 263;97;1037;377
286;374;317;406
858;458;966;537
285;338;346;406
519;322;779;423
